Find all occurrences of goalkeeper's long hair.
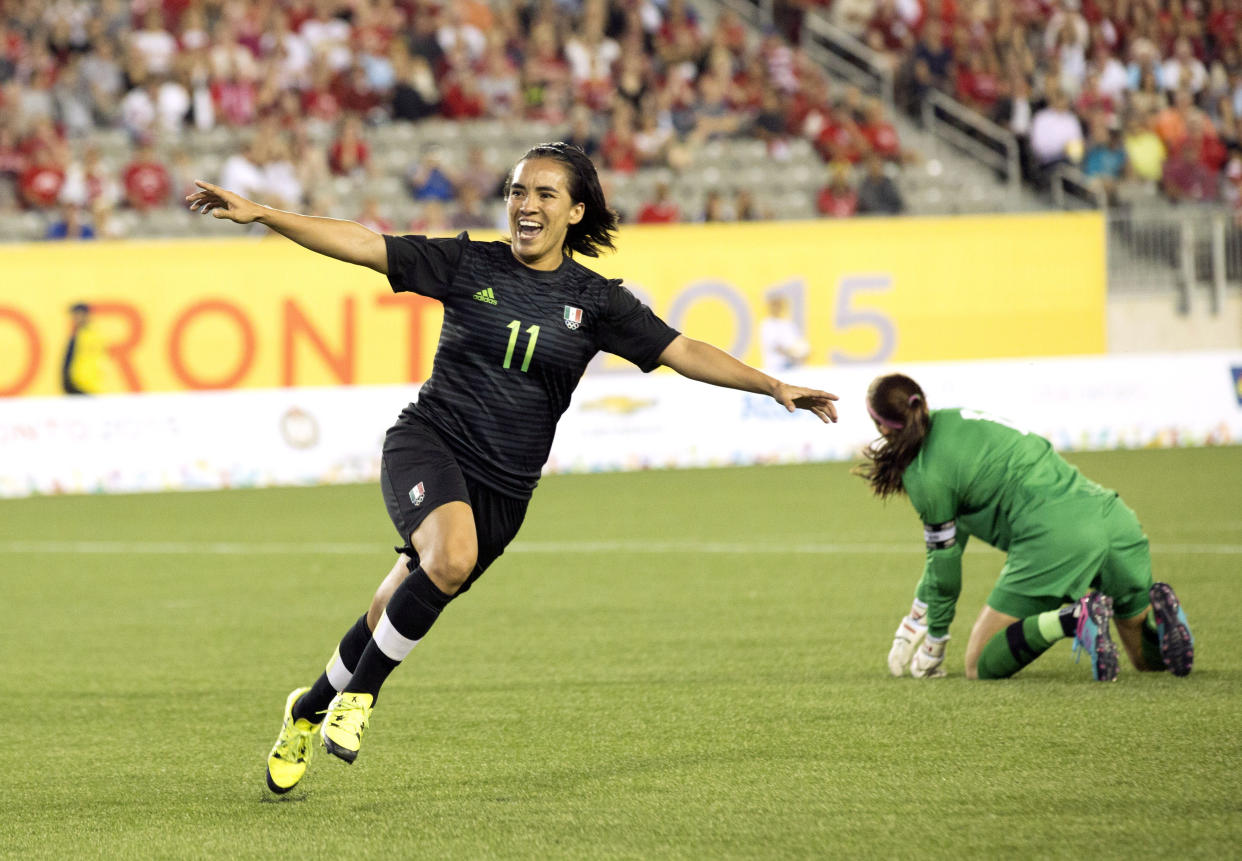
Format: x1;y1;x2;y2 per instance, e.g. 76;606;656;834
853;374;931;499
505;142;618;259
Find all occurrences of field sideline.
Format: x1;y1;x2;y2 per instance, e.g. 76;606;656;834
2;446;1240;859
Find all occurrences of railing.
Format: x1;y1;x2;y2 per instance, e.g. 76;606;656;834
713;0;891;100
709;0;1022;200
1107;206;1237;313
713;0;772;36
1051;164;1106;209
919;91;1022;200
800;14;893;104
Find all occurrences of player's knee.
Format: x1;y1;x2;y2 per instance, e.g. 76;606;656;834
422;541;477;594
964;646;992;680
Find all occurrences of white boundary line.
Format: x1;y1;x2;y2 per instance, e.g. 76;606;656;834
2;540;1240;555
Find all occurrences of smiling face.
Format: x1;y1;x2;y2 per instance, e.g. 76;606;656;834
506;157;585;271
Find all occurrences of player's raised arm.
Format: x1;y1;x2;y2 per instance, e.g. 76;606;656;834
657;334;839;423
186;180;389;274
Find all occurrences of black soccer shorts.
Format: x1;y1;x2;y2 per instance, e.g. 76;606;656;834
379;416;529;594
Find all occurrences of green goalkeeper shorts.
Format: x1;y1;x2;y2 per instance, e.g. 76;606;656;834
986;494;1153;620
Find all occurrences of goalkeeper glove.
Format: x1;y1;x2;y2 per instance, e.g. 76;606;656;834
910;633;950;678
887;599;929;677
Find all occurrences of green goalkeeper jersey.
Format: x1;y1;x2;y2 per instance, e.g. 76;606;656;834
902;408;1113;635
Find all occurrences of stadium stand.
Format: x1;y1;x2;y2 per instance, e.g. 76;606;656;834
0;0;1240;266
0;0;1042;243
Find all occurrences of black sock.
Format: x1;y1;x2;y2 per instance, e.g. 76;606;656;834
346;568;453;701
292;614;371;723
1140;613;1167;670
1058;603;1079;638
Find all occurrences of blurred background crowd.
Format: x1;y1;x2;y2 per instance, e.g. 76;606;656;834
0;0;1238;240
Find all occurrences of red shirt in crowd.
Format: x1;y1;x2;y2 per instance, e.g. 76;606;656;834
636;199;680;224
815;120;863;163
123;158;172;210
786;91;825;136
861;119;900;160
816;184;858;217
867;7;912;52
956;66;1001;113
331;66;382;115
211;78;258;126
439;78;485;119
19;163;65;209
600;129;639;174
328;137;369;176
302;86;343;124
1075;90;1116;121
1190;132;1228;173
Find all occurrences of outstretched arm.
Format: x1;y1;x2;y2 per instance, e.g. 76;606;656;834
657;334;838;423
186;181;389;274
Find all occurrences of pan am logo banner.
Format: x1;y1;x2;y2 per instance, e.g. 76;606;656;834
0;213;1105;396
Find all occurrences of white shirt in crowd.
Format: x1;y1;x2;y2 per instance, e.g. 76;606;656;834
1030;107;1083;165
219;152;267;202
1161;57;1207;94
1096;56;1130;100
129;27;178;76
759;316;810;371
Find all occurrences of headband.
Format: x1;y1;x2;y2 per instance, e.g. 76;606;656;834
868;393;923;430
867;401;904;430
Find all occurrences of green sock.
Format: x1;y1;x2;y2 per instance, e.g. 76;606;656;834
976;610;1068;680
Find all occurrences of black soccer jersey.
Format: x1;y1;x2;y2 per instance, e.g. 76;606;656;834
385;233;680;498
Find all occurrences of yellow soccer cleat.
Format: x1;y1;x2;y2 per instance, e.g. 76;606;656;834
265;687;320;794
321;692;374;764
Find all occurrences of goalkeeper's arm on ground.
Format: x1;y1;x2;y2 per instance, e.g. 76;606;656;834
915;521;966;638
888;523;966;677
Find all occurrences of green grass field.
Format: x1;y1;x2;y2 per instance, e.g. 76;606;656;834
2;446;1240;859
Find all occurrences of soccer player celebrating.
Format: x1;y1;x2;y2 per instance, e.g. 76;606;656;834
855;373;1194;683
187;142;839;793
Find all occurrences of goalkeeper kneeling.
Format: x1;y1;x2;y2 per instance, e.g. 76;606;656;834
857;373;1194;682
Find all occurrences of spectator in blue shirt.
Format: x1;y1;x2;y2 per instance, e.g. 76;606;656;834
1082;120;1127;205
46;203;96;240
406;146;457;202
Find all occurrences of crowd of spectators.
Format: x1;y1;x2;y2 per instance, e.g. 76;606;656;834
0;0;920;239
820;0;1242;210
6;0;1242;241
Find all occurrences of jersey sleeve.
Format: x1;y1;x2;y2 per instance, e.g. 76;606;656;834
914;532;970;637
596;280;680;372
904;464;964;638
385;233;468;300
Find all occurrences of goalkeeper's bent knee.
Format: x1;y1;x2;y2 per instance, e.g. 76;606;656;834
976;615;1060;679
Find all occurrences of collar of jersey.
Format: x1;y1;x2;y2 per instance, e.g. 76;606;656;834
505;245;573;280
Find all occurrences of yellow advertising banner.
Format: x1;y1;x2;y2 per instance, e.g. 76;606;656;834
0;213;1104;397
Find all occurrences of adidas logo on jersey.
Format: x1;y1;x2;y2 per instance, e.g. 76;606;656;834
473;287;497;305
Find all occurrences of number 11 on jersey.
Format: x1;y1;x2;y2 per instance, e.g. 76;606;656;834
503;320;540;372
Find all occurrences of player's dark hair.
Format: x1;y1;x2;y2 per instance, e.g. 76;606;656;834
853;374;931;499
506;142;618;258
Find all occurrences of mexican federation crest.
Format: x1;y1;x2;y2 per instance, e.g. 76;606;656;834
563;305;583;330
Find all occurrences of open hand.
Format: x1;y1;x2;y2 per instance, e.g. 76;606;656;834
186;181;263;224
773;383;839;423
